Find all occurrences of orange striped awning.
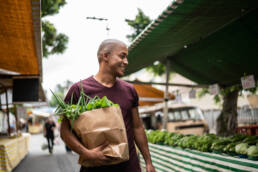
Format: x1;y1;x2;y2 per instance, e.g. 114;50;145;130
134;84;175;106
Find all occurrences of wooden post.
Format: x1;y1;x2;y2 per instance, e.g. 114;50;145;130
162;58;170;129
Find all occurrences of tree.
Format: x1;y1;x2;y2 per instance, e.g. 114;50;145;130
125;9;167;76
41;0;69;58
49;80;73;107
125;8;152;42
198;84;258;136
216;90;239;136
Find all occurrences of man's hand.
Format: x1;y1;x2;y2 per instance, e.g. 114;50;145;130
82;141;114;166
146;163;156;172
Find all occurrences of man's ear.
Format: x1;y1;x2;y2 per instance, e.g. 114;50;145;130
102;52;110;62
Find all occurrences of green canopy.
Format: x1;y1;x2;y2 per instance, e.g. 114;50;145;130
125;0;258;86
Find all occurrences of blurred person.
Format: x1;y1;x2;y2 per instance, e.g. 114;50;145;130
43;116;56;154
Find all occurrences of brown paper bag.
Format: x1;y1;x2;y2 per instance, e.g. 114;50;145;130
71;106;129;167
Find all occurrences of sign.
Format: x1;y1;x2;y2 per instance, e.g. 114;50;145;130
189;89;196;99
175;93;182;103
241;75;255;89
16;106;27;119
209;84;220;95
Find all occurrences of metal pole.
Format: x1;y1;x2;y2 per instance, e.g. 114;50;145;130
5;89;11;136
162;58;170;129
14;104;19;135
124;80;207;88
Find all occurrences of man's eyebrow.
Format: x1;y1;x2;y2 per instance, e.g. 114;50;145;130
120;52;128;55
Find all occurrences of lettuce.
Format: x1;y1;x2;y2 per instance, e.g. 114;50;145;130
247;146;258;157
235;143;249;154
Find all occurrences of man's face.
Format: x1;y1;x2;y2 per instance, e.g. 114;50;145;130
107;44;128;77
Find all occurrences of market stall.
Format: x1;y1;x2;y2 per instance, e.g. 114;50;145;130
140;143;258;172
0;133;30;172
0;0;44;171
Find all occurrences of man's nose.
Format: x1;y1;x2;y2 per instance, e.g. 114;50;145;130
123;58;128;65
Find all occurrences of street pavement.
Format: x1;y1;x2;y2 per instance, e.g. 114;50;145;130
13;133;81;172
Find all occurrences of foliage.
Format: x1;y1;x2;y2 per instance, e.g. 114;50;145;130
197;81;258;104
146;61;166;76
42;21;68;58
49;80;73;107
51;87;119;124
125;8;152;42
193;134;217;152
125;9;168;76
197;88;209;98
41;0;66;17
49;91;64;107
146;130;258;159
41;0;68;58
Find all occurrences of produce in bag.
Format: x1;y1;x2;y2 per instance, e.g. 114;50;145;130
51;88;129;167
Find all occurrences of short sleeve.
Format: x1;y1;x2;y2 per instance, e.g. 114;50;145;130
64;84;80;104
131;85;139;107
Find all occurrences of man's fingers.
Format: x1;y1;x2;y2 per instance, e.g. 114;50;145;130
102;155;116;162
98;141;109;151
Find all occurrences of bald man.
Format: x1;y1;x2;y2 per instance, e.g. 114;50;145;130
61;39;155;172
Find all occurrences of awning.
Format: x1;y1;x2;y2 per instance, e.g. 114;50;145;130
134;84;175;106
0;0;42;76
0;0;45;102
125;0;258;86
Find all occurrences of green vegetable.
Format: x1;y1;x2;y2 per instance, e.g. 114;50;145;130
235;143;249;155
247;146;258;157
223;142;239;153
194;134;217;152
168;133;184;147
211;138;232;152
51;86;119;124
243;135;258;145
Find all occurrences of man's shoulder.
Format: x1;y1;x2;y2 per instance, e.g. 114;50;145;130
70;76;94;88
117;78;134;89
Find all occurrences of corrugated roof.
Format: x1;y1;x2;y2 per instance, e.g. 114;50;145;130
125;0;258;86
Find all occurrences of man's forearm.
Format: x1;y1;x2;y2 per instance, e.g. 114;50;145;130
60;119;90;158
134;126;152;164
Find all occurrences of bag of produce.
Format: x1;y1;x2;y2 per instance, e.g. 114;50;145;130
52;89;129;167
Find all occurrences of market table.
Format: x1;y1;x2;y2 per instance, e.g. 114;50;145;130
0;133;30;172
140;143;258;172
237;125;258;135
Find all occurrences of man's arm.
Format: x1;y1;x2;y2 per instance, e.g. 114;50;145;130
132;107;155;172
60;118;112;164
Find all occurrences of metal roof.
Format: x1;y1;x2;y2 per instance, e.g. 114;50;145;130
125;0;258;86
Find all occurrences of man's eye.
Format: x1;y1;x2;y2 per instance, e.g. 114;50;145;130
120;54;126;59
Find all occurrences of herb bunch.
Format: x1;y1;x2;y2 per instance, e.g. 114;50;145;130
51;87;119;123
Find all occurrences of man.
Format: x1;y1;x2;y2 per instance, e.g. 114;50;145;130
43;117;56;154
61;39;155;172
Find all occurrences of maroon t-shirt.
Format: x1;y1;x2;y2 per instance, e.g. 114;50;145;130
64;76;141;172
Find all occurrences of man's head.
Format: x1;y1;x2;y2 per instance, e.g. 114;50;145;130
97;39;128;77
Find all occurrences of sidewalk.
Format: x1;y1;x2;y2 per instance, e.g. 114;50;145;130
13;133;80;172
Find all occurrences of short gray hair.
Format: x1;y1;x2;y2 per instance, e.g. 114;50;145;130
97;39;126;62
